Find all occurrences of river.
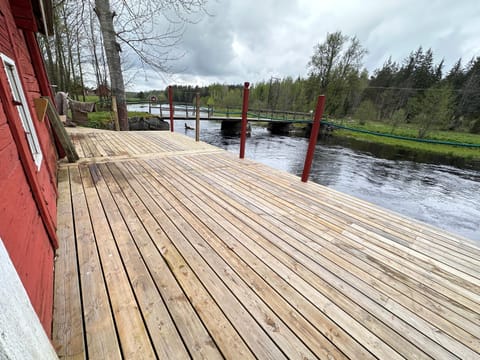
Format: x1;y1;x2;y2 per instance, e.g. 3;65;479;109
178;119;480;243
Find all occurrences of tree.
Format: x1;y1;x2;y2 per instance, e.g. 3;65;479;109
458;57;480;120
308;31;367;116
389;108;406;133
308;31;347;90
43;0;208;130
412;84;455;138
354;100;377;125
94;0;128;129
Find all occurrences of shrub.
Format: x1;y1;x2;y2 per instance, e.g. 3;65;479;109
354;100;377;125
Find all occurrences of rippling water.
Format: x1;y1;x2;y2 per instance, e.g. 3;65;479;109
179;119;480;242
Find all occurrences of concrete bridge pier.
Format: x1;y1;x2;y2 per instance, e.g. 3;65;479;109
267;122;292;135
221;120;251;136
304;122;334;138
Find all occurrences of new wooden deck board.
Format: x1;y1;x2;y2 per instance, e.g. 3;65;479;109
53;128;480;359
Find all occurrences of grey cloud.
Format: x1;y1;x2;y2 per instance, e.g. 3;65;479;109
129;0;480;90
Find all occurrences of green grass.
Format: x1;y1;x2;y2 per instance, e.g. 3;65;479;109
86;111;112;128
82;95;146;104
84;95;99;102
331;119;480;160
86;111;152;129
333;119;480;144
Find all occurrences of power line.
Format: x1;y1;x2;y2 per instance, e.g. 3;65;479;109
365;86;479;93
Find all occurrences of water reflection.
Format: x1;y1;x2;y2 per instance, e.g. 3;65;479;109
182;120;479;242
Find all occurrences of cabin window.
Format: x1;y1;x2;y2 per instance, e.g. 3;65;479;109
1;54;43;170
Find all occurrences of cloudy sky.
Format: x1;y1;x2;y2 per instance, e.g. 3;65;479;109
128;0;480;91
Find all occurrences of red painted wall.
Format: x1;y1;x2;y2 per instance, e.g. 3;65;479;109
0;0;57;336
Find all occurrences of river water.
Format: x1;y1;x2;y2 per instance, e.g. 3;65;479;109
178;119;480;243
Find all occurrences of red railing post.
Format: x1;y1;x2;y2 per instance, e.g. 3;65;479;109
239;82;250;159
168;85;174;132
301;95;326;182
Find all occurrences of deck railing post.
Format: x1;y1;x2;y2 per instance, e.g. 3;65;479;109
239;82;250;159
195;92;200;142
168;85;174;132
301;95;326;182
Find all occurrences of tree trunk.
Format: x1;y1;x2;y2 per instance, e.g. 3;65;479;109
54;27;66;91
41;35;57;87
75;28;86;102
94;0;128;130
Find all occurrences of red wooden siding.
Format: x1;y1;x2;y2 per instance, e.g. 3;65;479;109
0;0;58;336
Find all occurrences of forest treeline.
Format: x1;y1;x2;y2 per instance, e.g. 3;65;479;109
138;33;480;137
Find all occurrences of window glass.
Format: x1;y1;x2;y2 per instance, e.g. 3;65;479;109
1;54;43;170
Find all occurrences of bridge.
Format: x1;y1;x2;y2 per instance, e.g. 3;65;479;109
130;101;318;134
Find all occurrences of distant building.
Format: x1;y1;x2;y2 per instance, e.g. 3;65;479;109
95;84;111;97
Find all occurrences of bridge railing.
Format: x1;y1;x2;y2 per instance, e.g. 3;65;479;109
163;83;326;182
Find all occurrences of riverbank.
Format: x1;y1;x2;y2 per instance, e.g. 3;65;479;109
322;119;480;170
86;110;152;128
329;134;480;170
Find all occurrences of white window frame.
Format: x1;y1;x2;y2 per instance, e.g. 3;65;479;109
1;53;43;170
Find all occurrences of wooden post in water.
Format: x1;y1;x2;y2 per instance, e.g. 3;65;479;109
168;85;174;132
239;82;250;159
195;93;200;142
111;95;120;131
301;95;326;182
159;102;163;117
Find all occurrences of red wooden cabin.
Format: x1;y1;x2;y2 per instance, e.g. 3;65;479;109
0;0;60;341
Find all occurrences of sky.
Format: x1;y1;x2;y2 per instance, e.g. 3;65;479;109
127;0;480;91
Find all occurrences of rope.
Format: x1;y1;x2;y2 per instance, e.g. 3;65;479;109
324;121;480;148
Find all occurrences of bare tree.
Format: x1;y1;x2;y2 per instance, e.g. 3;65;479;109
94;0;128;129
42;0;207;130
94;0;208;130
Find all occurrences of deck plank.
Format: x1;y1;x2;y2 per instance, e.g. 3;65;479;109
100;162;223;359
69;166;122;359
125;160;322;360
191;154;480;330
89;163;195;359
118;160;288;360
172;154;478;357
203;154;480;313
54;128;480;359
106;162;256;359
153;156;453;359
80;164;159;359
52;168;85;359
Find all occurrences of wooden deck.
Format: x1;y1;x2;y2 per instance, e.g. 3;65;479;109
53;128;480;359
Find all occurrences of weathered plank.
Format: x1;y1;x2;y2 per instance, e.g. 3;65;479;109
98;162;221;359
69;166;121;359
52;167;85;359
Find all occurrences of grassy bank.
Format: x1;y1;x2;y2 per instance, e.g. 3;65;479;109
328;119;480;161
86;111;151;128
